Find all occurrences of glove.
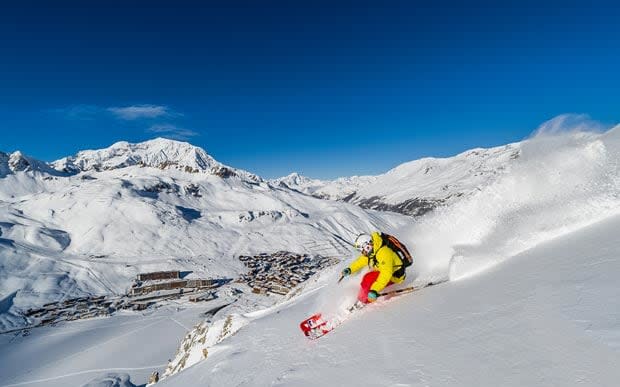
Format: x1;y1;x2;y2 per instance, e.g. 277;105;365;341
341;268;351;277
367;290;378;303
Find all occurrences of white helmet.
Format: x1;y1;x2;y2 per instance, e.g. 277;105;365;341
354;233;373;256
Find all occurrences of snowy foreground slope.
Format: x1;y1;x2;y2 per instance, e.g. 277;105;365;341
0;305;201;387
160;214;620;387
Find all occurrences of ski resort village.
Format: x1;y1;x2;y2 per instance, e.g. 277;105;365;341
4;250;340;337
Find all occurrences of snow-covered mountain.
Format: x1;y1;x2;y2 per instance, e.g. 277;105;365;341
2;127;620;387
50;137;262;181
272;172;327;192
0;150;60;177
271;144;521;216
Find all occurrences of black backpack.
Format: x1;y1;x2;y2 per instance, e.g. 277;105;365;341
380;233;413;268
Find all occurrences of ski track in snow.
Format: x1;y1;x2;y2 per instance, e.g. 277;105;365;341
0;364;167;387
21;312;171;339
168;316;191;331
10;238;118;295
1;316;169;386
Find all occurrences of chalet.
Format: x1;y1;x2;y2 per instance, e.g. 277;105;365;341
252;287;267;295
269;286;288;295
189;292;216;302
25;308;44;317
136;270;180;281
186;279;215;288
132;302;150;311
40;317;55;326
130;279;187;296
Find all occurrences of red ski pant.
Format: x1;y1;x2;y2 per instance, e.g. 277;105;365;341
358;271;393;303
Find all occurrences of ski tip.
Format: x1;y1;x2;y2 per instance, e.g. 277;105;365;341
300;313;333;339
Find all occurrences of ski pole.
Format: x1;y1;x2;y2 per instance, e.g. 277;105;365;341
379;286;416;297
379;281;438;297
337;274;344;284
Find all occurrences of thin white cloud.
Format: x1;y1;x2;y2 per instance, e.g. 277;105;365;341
50;104;194;138
107;104;172;120
48;104;102;120
147;124;199;140
51;103;179;121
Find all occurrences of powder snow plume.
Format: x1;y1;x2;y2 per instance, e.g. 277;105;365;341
405;116;620;281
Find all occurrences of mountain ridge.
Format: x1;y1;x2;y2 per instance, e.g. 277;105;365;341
3;137;522;218
1;137;262;182
270;143;521;216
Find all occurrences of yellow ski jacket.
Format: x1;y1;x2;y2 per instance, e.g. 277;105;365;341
347;231;406;292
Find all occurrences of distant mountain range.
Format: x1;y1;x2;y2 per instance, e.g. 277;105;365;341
271;144;520;216
2;138;521;218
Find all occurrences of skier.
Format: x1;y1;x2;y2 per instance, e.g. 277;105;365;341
300;231;415;339
341;232;408;304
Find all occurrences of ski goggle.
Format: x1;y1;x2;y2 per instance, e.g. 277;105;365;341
359;241;373;256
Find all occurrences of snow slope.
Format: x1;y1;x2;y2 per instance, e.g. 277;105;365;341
159;213;620;387
0;304;204;387
410;127;620;280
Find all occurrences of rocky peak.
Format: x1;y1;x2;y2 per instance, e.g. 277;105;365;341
271;172;325;191
0;151;59;177
8;151;32;172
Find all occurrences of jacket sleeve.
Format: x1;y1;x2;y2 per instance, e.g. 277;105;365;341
370;248;394;292
348;255;369;274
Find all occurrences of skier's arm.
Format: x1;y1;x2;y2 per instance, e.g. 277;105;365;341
348;255;369;274
370;250;394;292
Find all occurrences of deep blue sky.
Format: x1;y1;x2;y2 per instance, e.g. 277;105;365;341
1;1;619;179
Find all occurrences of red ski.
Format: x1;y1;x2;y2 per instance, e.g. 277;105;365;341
299;313;335;339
